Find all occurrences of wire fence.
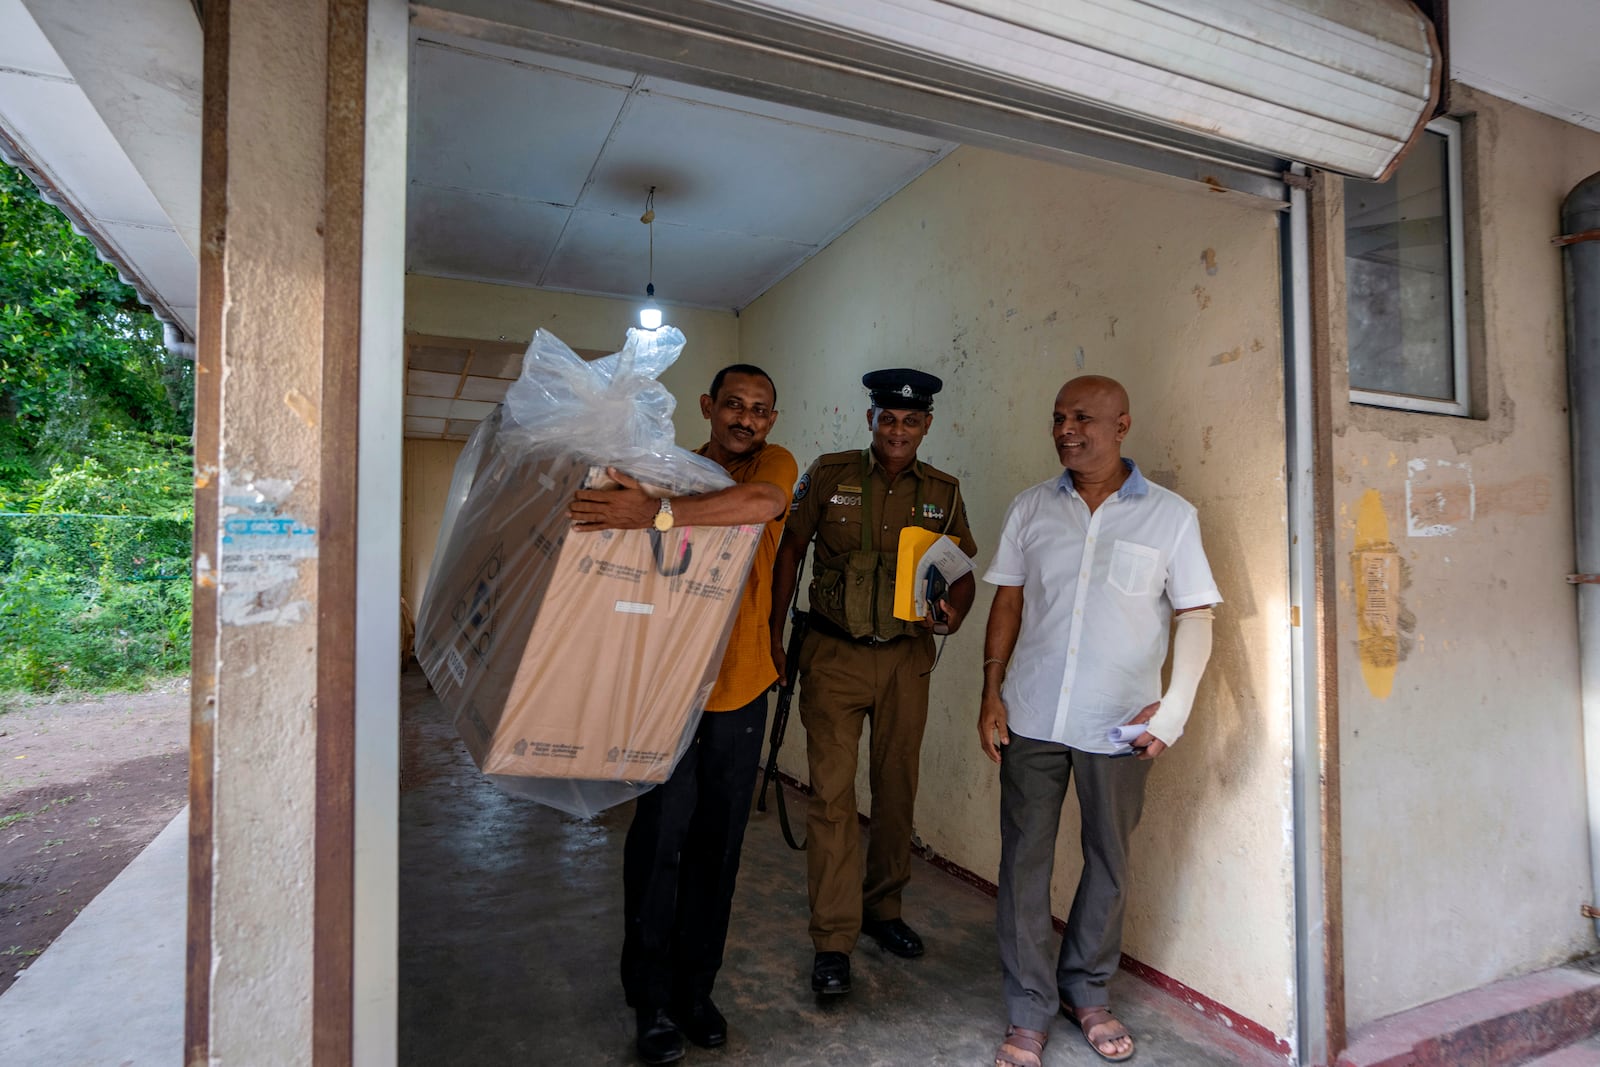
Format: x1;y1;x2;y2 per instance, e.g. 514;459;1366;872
0;511;191;583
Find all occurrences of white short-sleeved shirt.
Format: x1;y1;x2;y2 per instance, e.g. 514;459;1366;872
982;461;1221;752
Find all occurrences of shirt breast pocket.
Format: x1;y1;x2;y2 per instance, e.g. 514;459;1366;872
1107;540;1161;597
821;499;863;546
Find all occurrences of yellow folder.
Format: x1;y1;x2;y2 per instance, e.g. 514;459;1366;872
894;527;945;621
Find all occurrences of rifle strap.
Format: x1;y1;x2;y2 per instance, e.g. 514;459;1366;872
761;553;809;850
772;764;806;850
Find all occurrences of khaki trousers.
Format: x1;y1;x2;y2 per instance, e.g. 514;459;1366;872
797;629;934;953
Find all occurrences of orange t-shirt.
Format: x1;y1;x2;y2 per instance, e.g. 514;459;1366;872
697;441;798;711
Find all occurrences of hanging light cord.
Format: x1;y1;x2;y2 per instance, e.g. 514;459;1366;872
644;186;656;298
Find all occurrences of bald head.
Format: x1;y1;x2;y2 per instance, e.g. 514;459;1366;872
1052;375;1132;479
1056;375;1129;416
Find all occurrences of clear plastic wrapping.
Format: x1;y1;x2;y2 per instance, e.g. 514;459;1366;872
415;327;760;816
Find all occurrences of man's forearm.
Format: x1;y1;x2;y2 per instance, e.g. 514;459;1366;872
670;482;786;527
949;572;976;618
770;531;806;634
982;585;1023;694
569;469;785;531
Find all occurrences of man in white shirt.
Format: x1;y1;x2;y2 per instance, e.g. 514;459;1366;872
978;376;1219;1067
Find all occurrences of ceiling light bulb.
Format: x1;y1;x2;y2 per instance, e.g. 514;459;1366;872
640;283;663;329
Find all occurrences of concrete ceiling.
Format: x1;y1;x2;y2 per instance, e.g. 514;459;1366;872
405;31;954;312
0;0;200;339
1450;0;1600;132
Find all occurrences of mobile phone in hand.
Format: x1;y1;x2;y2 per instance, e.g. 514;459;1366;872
925;568;949;624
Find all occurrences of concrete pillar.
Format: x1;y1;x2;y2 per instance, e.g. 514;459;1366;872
187;0;401;1062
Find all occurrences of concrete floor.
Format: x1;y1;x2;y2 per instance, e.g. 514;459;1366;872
399;667;1285;1066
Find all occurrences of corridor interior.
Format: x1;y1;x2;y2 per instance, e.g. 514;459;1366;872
396;667;1282;1065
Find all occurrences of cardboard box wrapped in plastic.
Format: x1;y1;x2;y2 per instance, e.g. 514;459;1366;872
415;327;758;816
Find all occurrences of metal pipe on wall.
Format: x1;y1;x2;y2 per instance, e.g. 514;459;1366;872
1563;171;1600;939
1284;162;1328;1067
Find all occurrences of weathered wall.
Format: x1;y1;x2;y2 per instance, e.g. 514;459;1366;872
740;146;1297;1038
403;275;740;443
201;0;326;1060
402;438;463;619
1333;85;1600;1028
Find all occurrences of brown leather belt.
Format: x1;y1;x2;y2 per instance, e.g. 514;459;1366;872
806;613;910;648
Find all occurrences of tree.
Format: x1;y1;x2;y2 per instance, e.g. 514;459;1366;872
0;160;194;692
0;160;193;486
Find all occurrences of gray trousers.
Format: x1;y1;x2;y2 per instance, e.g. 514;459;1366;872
997;733;1151;1031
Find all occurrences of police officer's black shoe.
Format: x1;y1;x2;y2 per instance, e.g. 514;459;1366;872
635;1008;686;1064
672;994;727;1049
861;917;924;958
811;951;852;995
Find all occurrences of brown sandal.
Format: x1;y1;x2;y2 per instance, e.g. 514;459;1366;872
994;1024;1047;1067
1068;1006;1134;1063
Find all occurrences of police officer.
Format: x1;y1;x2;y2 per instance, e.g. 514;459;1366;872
769;368;978;997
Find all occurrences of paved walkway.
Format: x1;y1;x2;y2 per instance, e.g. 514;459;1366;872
0;808;185;1066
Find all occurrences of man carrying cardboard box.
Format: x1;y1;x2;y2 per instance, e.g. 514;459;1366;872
569;363;797;1066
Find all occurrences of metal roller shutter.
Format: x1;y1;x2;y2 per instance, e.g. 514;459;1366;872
420;0;1439;202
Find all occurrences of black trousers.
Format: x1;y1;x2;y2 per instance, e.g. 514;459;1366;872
620;692;767;1012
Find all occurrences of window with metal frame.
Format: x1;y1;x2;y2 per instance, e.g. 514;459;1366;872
1344;117;1469;416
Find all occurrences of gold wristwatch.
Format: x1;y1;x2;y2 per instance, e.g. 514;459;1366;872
652;497;675;532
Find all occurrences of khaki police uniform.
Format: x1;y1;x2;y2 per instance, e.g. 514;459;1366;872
787;448;977;953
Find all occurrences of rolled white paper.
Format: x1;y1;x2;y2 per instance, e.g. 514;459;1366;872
1106;723;1149;745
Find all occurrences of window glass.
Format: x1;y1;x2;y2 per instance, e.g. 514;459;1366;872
1344;123;1465;412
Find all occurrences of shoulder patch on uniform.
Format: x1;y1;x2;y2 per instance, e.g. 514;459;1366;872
792;471;811;504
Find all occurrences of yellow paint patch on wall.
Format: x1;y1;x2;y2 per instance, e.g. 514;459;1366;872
1353;488;1400;699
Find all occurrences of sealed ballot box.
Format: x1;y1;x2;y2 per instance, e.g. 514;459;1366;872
416;431;760;802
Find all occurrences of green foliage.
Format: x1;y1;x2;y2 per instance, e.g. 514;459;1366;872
0;432;192;692
0;160;193;482
0;163;194;695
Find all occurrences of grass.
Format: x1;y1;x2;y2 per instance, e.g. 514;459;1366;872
0;794;82;829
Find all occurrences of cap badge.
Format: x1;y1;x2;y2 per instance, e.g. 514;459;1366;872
900;384;914;397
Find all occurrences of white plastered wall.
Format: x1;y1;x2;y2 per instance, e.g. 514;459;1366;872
1336;85;1600;1028
740;145;1298;1038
